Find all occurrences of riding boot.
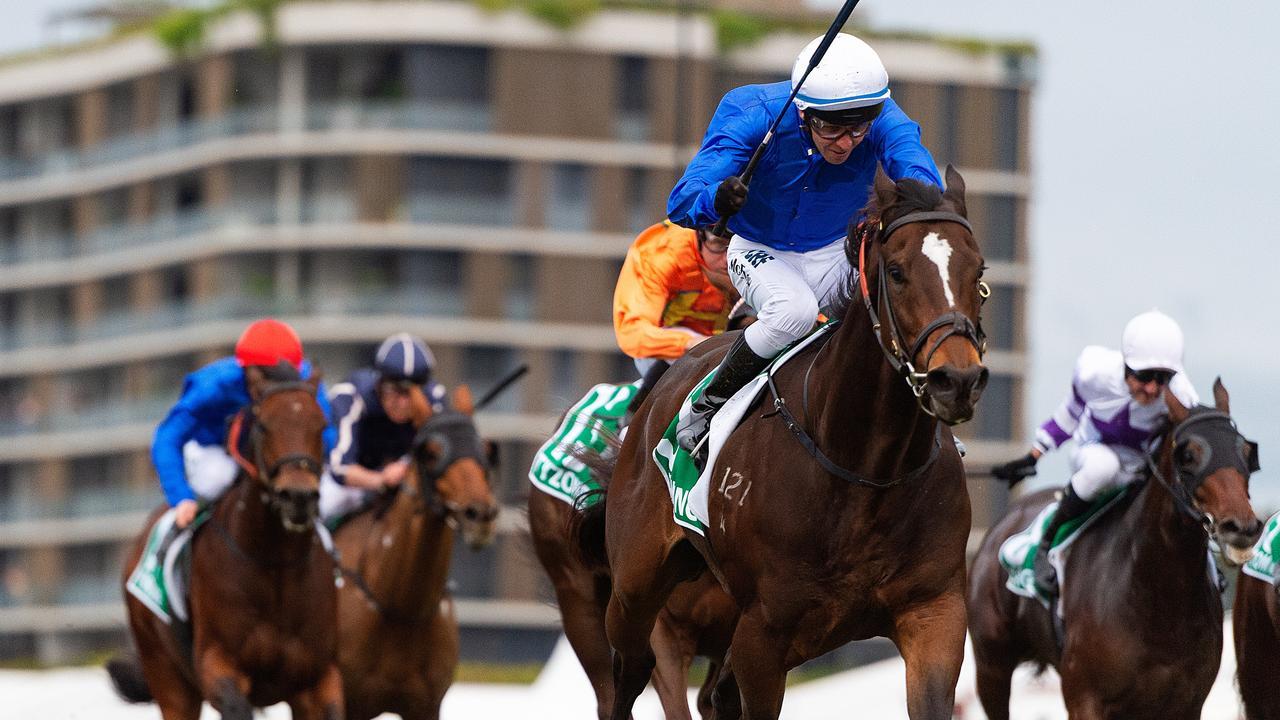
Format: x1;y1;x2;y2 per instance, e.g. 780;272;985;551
675;334;771;463
1033;485;1091;597
623;360;671;427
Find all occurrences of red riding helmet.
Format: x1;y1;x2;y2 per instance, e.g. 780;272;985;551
235;318;303;369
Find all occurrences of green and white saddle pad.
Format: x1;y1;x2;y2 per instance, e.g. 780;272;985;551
125;507;211;624
653;321;837;536
998;487;1128;609
529;381;640;508
1243;510;1280;584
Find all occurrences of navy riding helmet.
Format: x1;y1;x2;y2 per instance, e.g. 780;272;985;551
375;333;435;386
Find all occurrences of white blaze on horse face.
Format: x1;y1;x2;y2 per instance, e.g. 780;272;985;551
921;232;956;307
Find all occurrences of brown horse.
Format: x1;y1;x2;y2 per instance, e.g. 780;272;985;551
529;429;736;720
1235;571;1280;719
578;167;988;720
108;368;341;719
969;381;1263;720
331;385;500;720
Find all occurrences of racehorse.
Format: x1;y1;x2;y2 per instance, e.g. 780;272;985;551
969;380;1263;720
578;166;989;720
108;368;341;719
332;385;500;720
1235;570;1280;720
529;425;736;720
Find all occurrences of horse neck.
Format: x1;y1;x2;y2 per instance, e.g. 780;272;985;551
221;476;315;568
811;305;938;479
371;487;455;621
1122;447;1213;604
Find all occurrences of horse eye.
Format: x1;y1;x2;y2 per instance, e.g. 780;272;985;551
887;265;905;283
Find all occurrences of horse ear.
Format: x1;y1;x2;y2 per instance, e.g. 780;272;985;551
452;385;475;416
1164;386;1190;423
943;164;967;216
873;165;897;216
245;365;268;403
1212;377;1230;414
409;385;433;429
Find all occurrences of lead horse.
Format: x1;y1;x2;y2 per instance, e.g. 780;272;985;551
969;381;1262;719
108;368;341;719
579;166;988;720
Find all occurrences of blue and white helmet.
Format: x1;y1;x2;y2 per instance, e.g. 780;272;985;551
375;333;435;385
792;33;890;122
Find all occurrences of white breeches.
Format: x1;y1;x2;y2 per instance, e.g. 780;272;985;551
727;237;849;357
183;441;239;502
319;472;370;521
1068;443;1144;501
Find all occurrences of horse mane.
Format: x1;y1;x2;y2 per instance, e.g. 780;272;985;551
829;177;950;320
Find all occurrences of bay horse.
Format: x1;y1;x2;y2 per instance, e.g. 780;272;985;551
578;166;988;720
108;367;341;719
969;380;1263;720
1235;570;1280;719
332;385;500;720
529;422;736;720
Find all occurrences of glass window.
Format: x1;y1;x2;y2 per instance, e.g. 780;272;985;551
61;542;122;604
406;45;489;106
616;56;649;141
547;164;591;231
981;284;1018;352
550;350;579;406
982;195;1018;262
972;374;1015;440
505;253;536;320
104;82;134;140
302;157;356;222
400;249;465;316
462;346;523;413
937;83;960;167
995;88;1020;171
231;49;280;108
407;156;513;225
626;168;657;234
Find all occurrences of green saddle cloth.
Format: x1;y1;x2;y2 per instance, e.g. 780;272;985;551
125;507;212;624
1243;511;1280;584
528;382;640;508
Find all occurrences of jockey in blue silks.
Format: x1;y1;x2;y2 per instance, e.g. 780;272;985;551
667;33;942;461
151;318;336;530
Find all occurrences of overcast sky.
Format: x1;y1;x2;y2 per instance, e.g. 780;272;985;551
3;1;1278;506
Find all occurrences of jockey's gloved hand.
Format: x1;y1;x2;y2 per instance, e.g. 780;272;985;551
714;176;748;218
991;453;1038;483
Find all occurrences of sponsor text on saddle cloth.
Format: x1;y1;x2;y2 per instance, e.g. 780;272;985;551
999;486;1224;611
1243;510;1280;584
654;322;836;535
529;382;640;507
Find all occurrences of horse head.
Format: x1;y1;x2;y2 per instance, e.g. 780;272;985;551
1160;378;1263;565
856;165;989;423
409;385;500;549
243;364;327;533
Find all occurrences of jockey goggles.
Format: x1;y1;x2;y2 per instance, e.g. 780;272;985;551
806;114;873;140
1125;365;1174;386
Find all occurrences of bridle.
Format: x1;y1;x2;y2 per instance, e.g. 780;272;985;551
857;212;989;413
401;411;492;522
229;382;325;492
1146;408;1260;531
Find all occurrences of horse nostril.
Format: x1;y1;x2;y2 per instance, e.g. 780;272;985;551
1219;519;1242;536
926;369;955;395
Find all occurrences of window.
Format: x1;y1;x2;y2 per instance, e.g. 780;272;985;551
406;45;490;107
995;88;1021;171
505;253;536;320
231;50;280;108
982;195;1018;262
936;83;960;167
549;350;579;406
61;543;122;604
400;250;464;316
104;82;134;140
407;157;513;225
463;346;523;413
626;168;656;234
981;284;1018;352
972;374;1015;440
616;56;649;141
302;157;356;222
547;164;590;231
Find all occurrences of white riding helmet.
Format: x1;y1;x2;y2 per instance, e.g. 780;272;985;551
1122;310;1185;373
791;33;890;112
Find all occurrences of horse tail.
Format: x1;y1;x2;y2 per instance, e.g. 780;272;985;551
566;428;621;571
105;652;154;704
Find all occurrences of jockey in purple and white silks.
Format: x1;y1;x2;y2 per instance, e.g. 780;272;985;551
992;310;1199;595
667;33;942;462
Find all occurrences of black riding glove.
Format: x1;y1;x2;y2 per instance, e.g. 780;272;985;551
714;176;748;218
991;453;1038;483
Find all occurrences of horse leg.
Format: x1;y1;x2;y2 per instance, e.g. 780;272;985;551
720;609;790;720
551;572;617;720
197;644;252;720
696;659;721;720
649;614;695;720
708;661;741;720
893;591;966;720
286;665;344;720
972;656;1016;720
1235;576;1280;720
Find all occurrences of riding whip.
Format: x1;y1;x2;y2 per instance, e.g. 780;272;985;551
710;0;865;239
475;364;530;411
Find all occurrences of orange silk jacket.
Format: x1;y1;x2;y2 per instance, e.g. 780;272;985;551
613;221;729;361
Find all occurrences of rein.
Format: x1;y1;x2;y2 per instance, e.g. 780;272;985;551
857;212;989;410
1144;410;1247;531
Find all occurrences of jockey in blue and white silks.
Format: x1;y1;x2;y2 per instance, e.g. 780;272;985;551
152;318;335;530
993;310;1199;594
667;33;942;462
319;333;448;522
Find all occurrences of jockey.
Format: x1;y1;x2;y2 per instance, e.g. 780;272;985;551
613;220;739;411
667;33;942;459
152;318;335;530
992;310;1199;595
319;333;447;522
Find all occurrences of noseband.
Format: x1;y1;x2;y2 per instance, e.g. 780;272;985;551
403;411;490;520
229;382;326;491
1146;409;1259;530
857;212;989;412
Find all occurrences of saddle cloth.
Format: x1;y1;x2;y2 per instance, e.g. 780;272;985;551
528;381;640;508
1243;510;1280;584
653;321;837;536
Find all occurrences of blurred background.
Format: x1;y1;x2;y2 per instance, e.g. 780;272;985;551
0;0;1271;708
